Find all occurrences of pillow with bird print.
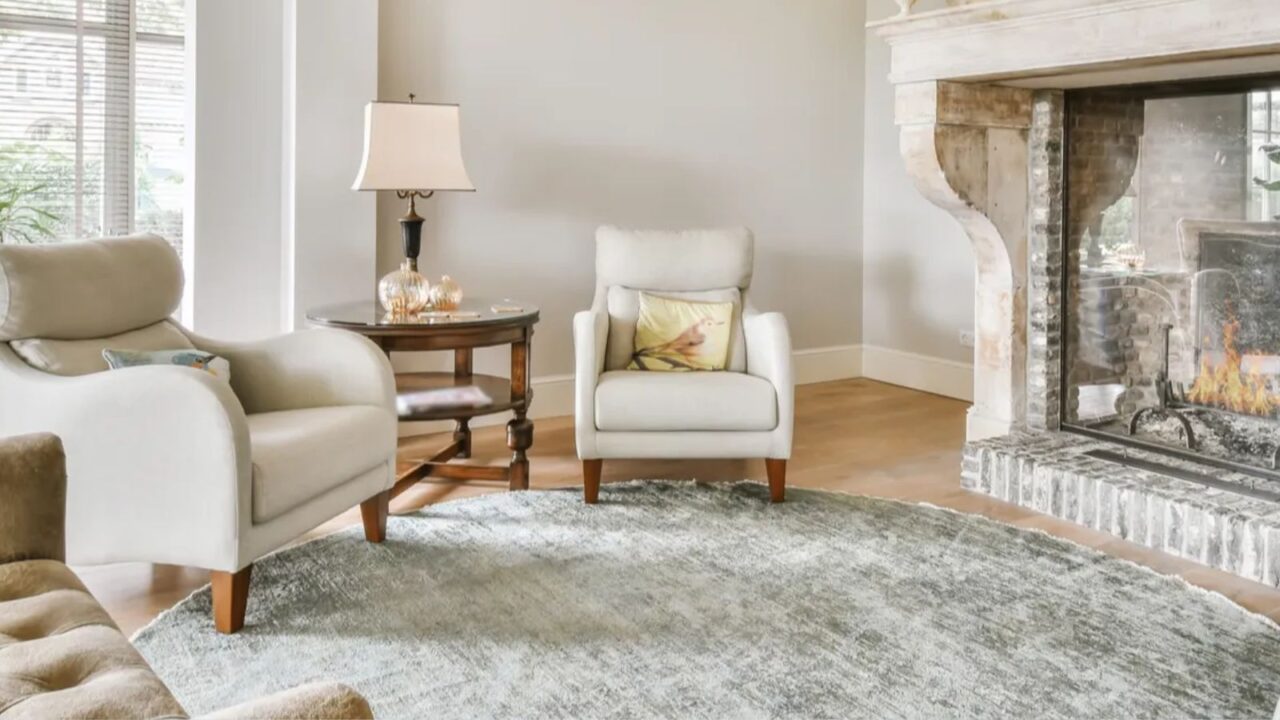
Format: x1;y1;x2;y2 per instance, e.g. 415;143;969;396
627;292;733;371
102;348;231;382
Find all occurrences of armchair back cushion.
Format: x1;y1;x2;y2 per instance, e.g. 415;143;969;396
11;321;193;376
594;226;753;294
0;234;182;341
596;227;753;372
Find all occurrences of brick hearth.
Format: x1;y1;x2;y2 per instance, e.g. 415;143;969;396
964;433;1280;587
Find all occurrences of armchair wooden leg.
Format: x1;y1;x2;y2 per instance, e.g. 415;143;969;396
361;490;390;543
765;459;787;503
211;565;252;634
583;459;603;504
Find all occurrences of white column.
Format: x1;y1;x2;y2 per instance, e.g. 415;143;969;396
281;0;379;331
185;0;286;339
186;0;377;339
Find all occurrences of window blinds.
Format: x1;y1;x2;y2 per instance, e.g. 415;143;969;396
0;0;184;252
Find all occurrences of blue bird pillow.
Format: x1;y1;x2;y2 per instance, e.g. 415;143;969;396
102;348;231;382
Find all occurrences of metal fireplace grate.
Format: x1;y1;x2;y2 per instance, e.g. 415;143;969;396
1085;448;1280;503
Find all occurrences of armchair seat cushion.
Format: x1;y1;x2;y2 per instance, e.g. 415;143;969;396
0;560;185;720
249;406;396;524
594;370;777;432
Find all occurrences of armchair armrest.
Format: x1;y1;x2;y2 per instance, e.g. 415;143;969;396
0;345;252;569
744;310;794;459
201;681;373;720
574;309;608;458
0;433;66;564
188;329;396;415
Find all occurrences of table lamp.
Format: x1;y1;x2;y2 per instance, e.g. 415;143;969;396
352;96;475;315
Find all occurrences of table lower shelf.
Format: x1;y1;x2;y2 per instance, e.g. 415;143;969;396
395;372;528;422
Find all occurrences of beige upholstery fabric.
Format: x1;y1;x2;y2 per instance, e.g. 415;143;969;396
10;321;193;376
0;235;182;341
0;316;396;574
594;371;776;431
594;226;753;294
604;287;745;372
188;329;397;417
0;560;187;720
249;406;397;523
0;434;65;565
201;682;373;720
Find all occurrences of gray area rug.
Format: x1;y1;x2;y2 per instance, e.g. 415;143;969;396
133;481;1280;719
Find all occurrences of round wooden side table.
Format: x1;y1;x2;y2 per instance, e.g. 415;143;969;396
306;299;540;498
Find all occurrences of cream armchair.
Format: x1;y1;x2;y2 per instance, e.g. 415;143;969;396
0;235;398;633
574;227;794;503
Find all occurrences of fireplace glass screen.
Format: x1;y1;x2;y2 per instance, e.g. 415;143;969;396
1063;80;1280;475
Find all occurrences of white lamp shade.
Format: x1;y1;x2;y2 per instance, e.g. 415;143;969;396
351;102;476;192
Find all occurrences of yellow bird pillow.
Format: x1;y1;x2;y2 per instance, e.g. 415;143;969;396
627;292;733;372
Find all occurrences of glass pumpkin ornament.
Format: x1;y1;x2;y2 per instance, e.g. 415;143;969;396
429;274;463;311
378;260;431;317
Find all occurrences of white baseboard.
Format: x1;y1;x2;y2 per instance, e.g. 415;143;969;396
794;344;862;384
397;343;971;437
860;344;973;402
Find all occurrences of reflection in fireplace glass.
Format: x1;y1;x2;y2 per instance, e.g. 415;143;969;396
1063;81;1280;476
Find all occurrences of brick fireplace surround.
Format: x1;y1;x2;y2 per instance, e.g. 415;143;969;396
870;0;1280;585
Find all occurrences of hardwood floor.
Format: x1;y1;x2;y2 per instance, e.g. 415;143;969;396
76;378;1280;636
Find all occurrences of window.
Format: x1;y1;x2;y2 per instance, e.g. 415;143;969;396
0;0;185;253
1249;89;1280;221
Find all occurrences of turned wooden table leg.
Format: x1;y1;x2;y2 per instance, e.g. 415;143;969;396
508;334;533;491
507;412;532;491
453;348;474;458
453;419;472;459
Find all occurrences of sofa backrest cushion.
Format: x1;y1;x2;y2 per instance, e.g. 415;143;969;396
0;235;183;341
10;321;193;376
605;286;745;372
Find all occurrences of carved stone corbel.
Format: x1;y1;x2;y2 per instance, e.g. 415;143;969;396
895;81;1032;440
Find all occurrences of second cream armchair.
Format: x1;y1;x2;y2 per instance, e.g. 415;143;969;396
573;227;794;503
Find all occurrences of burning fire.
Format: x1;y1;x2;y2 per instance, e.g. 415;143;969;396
1186;317;1280;417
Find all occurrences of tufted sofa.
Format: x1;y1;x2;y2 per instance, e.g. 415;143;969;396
0;433;374;719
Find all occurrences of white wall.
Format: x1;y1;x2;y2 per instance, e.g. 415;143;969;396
187;0;378;340
186;0;285;339
283;0;379;330
186;0;978;406
861;0;976;367
377;0;866;380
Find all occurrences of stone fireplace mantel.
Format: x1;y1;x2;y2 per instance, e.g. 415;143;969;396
870;0;1280;442
872;0;1280;88
872;1;1280;586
